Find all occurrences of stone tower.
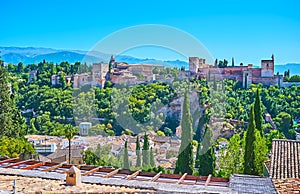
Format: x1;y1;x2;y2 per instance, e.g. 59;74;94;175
261;54;274;77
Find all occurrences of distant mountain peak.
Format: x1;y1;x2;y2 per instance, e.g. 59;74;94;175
0;46;189;68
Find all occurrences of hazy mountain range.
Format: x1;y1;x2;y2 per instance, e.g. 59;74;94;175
0;47;188;69
1;47;299;75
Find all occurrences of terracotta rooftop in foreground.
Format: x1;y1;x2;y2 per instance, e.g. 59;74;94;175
0;157;280;193
0;157;232;193
0;174;153;193
273;178;300;193
270;139;300;179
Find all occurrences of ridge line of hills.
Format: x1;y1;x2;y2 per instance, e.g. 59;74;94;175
0;46;188;69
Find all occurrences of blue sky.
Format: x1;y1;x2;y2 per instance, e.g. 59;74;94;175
1;0;300;64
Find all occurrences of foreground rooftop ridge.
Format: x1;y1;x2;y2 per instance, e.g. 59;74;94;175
0;157;233;193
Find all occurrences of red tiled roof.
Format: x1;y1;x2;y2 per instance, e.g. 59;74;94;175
273;178;300;193
0;157;230;193
270;139;300;179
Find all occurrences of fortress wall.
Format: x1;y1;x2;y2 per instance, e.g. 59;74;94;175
252;68;261;77
252;76;278;86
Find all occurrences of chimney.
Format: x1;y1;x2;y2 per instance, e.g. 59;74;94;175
66;166;81;186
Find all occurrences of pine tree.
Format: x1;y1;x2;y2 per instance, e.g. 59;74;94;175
136;136;142;167
254;89;263;135
123;140;130;169
150;147;155;167
232;57;235;66
142;133;150;167
244;105;257;175
174;90;194;175
196;125;215;176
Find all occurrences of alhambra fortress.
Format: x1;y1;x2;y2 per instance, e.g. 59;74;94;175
189;54;283;88
51;55;284;88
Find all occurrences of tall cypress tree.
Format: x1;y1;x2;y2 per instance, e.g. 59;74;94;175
150;147;155;167
136;136;142;167
194;110;208;142
232;57;235;66
213;75;217;90
123;140;130;169
174;90;194;175
196;125;215;176
254;89;263;135
142;133;150;167
0;67;11;137
244;105;257;175
0;51;3;66
214;59;218;68
0;66;25;138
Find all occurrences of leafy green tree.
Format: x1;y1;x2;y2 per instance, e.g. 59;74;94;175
287;129;296;139
123;140;130;169
218;134;244;178
88;124;106;136
59;71;67;89
218;60;224;68
288;75;300;82
31;112;53;135
174;90;194;175
156;130;165;136
82;148;99;165
152;67;159;74
254;130;268;175
17;62;24;74
142;133;150;167
266;130;285;151
64;124;78;164
254;89;263;135
150;147;155;167
244;105;257;175
83;145;123;168
136;136;142;167
223;59;228;67
0;137;35;158
7;63;16;72
274;112;293;137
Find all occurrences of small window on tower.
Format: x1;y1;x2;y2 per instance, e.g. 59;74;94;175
266;63;269;70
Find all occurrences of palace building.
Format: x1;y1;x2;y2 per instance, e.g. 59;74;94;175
189;55;283;88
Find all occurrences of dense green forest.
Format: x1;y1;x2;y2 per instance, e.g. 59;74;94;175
5;61;299;138
1;60;299;177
